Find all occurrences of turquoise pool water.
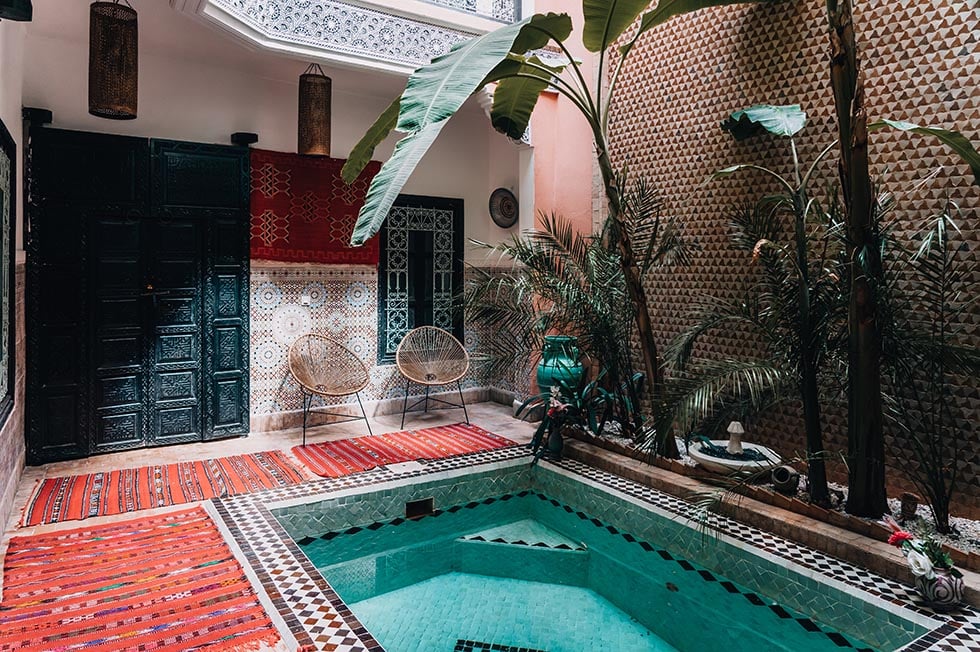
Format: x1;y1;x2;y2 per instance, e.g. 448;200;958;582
279;464;928;651
353;572;678;652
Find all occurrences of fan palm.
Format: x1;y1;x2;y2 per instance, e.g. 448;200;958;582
467;182;693;438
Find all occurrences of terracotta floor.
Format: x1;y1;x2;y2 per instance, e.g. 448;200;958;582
1;401;534;584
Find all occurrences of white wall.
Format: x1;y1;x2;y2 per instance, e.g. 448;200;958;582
21;9;522;260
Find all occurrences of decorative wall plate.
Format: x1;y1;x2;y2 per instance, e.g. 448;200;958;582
489;187;518;228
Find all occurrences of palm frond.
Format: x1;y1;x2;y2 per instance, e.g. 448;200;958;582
666;358;794;439
665;295;784;372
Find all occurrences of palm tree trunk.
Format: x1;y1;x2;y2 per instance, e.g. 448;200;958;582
828;0;888;517
793;191;831;506
595;146;678;458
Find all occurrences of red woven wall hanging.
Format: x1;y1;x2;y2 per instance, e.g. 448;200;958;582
249;148;381;265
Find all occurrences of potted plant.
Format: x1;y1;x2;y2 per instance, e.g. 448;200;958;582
518;368;635;463
883;515;964;611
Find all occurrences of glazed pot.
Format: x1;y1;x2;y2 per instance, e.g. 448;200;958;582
536;335;584;391
771;465;800;495
546;426;565;460
914;569;964;612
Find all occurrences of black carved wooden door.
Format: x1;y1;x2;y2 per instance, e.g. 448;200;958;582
144;218;206;446
90;215;146;453
27;129;250;463
151;140;250;441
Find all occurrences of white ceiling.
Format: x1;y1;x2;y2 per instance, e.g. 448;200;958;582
25;0;412;102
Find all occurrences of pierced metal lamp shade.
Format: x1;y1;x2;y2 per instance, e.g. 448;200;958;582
89;1;138;120
0;0;33;21
298;63;332;156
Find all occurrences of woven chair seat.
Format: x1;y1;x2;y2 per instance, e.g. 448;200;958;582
289;334;370;398
396;326;469;386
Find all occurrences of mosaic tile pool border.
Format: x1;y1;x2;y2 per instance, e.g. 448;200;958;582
454;642;547;652
207;446;980;652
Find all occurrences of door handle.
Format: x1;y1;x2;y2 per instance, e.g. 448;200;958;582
140;286;171;297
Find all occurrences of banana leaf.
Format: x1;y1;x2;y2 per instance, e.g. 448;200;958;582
347;13;572;246
722;104;806;140
490;56;565;140
582;0;650;53
869;119;980;186
342;98;400;184
398;13;572;133
621;0;780;57
350;124;443;246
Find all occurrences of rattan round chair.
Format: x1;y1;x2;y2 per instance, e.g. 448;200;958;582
395;326;470;428
288;334;372;444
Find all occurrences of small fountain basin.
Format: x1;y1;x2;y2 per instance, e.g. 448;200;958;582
688;440;781;475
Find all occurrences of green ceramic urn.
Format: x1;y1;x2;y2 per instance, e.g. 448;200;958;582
536;335;584;392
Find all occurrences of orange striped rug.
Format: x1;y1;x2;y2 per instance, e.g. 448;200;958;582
0;507;279;651
291;423;516;478
21;451;311;527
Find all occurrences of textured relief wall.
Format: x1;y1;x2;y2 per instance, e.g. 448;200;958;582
607;1;979;514
248;263;504;431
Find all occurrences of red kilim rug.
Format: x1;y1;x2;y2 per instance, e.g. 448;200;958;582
21;451;311;527
291;423;516;478
0;508;279;651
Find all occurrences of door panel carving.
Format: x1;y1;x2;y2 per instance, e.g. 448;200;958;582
27;130;250;463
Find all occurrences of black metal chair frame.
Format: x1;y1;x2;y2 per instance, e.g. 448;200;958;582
399;379;469;430
300;391;373;446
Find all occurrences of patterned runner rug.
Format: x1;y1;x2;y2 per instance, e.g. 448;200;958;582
0;508;279;651
21;451;311;527
292;423;516;478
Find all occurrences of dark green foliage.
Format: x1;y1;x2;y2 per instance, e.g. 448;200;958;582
518;369;643;463
876;197;979;534
466;212;650;436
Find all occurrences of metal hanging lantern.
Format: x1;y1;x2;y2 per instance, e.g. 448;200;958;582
0;0;33;21
89;0;138;120
298;63;332;156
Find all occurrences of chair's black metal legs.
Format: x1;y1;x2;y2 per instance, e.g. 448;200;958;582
401;380;469;428
457;380;469;424
302;392;372;444
401;380;410;430
355;392;373;436
302;392;311;446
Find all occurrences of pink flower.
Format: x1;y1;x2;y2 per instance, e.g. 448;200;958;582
888;531;914;547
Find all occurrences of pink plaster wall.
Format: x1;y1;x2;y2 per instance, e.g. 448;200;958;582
530;1;597;234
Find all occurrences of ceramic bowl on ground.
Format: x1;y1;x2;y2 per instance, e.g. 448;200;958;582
687;440;781;475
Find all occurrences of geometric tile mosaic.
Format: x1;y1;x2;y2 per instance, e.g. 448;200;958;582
207;446;980;651
249;263;501;419
607;0;980;513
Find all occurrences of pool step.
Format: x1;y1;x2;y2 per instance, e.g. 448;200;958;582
457;528;589;587
460;519;586;551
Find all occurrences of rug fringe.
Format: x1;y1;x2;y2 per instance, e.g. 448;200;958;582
211;630;283;652
16;477;43;529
